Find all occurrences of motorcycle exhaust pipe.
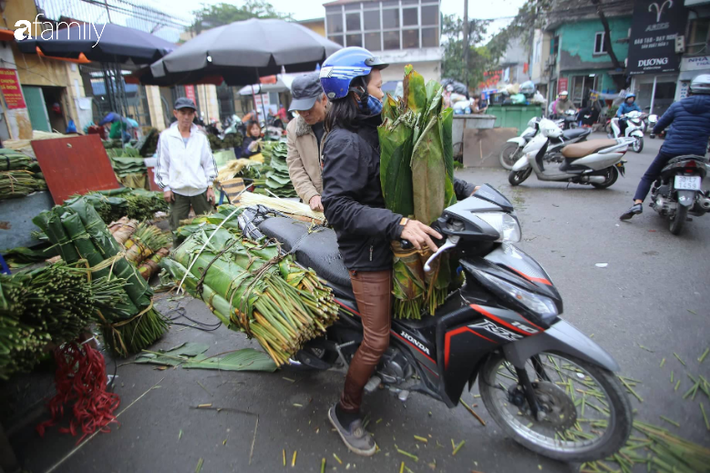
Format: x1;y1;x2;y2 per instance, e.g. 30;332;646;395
581;175;607;184
698;196;710;211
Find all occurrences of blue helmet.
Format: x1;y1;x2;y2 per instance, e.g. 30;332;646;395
626;93;636;100
319;47;388;100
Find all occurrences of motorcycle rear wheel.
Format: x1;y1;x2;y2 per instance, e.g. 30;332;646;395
669;205;688;235
591;167;619;189
479;352;632;462
500;143;521;170
508;168;532;186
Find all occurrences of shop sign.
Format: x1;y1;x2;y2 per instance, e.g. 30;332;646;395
0;68;26;109
557;78;568;94
184;85;196;104
628;0;688;75
681;56;710;72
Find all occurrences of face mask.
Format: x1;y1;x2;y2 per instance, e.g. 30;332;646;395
360;94;383;115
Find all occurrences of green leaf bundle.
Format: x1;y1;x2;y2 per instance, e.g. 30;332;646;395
379;66;457;319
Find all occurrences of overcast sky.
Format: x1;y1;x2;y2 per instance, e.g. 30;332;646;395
149;0;526;27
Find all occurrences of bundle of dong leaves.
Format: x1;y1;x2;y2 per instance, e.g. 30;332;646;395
263;143;297;197
64;188;169;223
161;206;338;366
33;198;167;357
379;66;457;319
0;263;126;380
0;149;47;200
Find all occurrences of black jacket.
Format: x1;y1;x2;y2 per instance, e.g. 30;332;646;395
241;136;259;158
321;115;475;272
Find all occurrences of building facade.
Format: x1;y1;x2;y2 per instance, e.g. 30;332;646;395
674;0;710;103
322;0;442;84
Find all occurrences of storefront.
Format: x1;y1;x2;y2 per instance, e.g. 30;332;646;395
675;55;710;101
631;73;678;117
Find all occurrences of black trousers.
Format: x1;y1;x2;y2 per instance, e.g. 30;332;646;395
633;151;677;202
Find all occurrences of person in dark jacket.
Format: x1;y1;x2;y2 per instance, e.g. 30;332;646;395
241;120;261;158
319;47;477;456
621;74;710;220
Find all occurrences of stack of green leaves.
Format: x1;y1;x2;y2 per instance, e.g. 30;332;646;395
33;198;167;357
161;210;338;366
379;65;457;319
63;188;168;223
260;141;275;165
0;263;126;380
0;170;47;200
0;148;40;171
264;142;297;198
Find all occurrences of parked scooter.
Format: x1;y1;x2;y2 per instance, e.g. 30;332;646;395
610;111;646;153
650;155;710;235
500;118;591;169
239;186;632;463
509;119;633;188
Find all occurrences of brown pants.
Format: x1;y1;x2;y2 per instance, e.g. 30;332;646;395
340;269;393;413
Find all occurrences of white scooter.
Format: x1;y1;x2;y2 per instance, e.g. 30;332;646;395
508;119;633;189
500;117;591;169
610;111;646;153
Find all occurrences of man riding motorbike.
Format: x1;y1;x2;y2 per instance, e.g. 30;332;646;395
620;75;710;220
551;90;575;117
615;93;642;137
319;47;477;456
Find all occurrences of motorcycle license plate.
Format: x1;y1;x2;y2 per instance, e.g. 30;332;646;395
674;175;701;190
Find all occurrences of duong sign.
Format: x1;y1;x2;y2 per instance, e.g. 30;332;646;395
627;0;688;75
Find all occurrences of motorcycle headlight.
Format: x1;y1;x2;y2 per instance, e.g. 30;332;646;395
476;212;522;243
476;271;558;321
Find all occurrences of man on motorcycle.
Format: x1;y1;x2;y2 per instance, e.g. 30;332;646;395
620;75;710;220
319;47;477;456
552;91;575;117
615;93;642;136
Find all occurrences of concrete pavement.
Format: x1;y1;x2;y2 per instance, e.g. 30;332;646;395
9;135;710;473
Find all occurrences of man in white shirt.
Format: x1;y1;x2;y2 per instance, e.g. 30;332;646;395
155;97;217;236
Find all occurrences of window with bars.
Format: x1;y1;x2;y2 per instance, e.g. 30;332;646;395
593;32;607;55
325;1;440;52
688;19;709;55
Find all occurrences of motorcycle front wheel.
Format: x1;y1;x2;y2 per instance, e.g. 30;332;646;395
500;143;521;170
633;137;644;153
508;168;532;186
479;352;632;462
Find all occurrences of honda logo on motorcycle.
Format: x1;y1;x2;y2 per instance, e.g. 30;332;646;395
399;331;431;355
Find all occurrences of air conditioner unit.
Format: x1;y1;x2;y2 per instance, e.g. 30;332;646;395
675;35;685;54
545;56;556;68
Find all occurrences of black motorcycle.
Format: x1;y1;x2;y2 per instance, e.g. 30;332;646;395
241;185;632;462
650;155;710;235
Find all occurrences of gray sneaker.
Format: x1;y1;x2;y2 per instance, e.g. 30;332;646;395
620;203;643;221
328;405;377;456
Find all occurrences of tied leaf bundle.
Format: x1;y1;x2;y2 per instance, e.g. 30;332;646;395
379;66;457;319
0;170;47;200
63;188;168;224
161;215;338;366
33;198;167;357
0;263;126;380
138;247;170;281
264;143;297;197
124;222;170;265
0;148;39;171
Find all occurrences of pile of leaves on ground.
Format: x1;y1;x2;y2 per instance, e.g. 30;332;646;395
263;142;296;198
33;197;167;357
160;206;338;366
0;149;47;200
379;65;457;319
0;262;126;379
64;188;168;224
207;132;244;152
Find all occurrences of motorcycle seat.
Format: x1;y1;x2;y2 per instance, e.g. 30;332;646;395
258;216;354;297
562;139;618;159
561;128;590;141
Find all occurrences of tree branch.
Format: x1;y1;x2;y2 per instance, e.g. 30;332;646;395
590;0;627;90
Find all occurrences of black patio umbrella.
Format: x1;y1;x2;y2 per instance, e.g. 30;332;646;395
149;18;341;87
16;23;176;64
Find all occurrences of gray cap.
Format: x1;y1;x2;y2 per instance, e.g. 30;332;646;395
174;97;197;110
289;72;324;112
